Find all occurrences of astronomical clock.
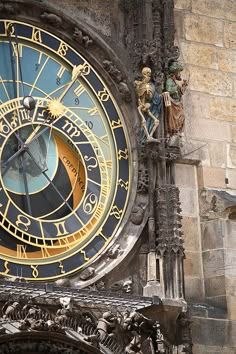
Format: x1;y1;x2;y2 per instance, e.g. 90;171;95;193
0;18;134;282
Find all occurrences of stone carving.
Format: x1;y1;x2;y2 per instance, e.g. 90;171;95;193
73;27;93;48
2;301;20;319
135;67;162;143
96;311;117;341
40;12;62;27
103;60;131;102
137;168;149;193
107;244;122;259
122;279;133;294
0;2;18;14
131;204;145;225
79;266;95;280
164;61;188;139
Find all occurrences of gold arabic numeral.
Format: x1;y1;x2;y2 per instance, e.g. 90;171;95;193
59;261;66;274
41;247;50;258
83;193;98;215
118;148;129;160
118;178;129;191
12;43;23;58
5;21;15;35
62;120;81;139
16;215;31;231
110;206;123;220
57;42;68;57
31;265;39;278
88;107;99;116
54;221;69;237
98;88;110;102
0;119;11;136
85;121;93;130
84;155;98;171
32;28;42;43
17;244;28;258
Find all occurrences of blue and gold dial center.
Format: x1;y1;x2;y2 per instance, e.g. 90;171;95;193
0;20;131;280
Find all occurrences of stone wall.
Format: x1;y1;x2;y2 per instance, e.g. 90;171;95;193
174;0;236;352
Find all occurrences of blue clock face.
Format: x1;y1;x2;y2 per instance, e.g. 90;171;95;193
0;20;131;280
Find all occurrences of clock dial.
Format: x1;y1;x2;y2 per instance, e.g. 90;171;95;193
0;20;131;280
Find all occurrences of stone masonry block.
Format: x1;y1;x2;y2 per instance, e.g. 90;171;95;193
227;295;236;321
190;118;231;142
201;166;226;189
209;142;226;168
232;125;236;143
185;251;202;277
182;216;201;251
192;0;236;21
184;15;223;46
201;219;223;251
185;91;210;119
229;144;236;167
192;317;229;346
185;277;204;302
202;249;225;278
227;169;236;189
209;97;236;122
204;276;226;297
175;163;196;188
224;249;236;277
189;66;233;97
174;0;191;10
179;187;198;217
219;49;236;74
225;276;236;297
224;22;236;49
224;221;236;249
181;42;218;69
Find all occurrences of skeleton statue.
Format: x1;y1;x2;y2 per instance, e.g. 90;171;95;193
135;67;162;143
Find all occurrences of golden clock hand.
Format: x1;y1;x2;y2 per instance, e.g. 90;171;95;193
57;64;86;102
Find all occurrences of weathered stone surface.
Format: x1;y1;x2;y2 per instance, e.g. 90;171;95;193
179;187;198;217
228;145;236;167
174;0;191;10
224;249;236;277
185;251;203;277
185;277;204;301
192;317;229;346
204;275;226;297
202;167;226;188
184;15;224;46
227;296;236;320
181;139;211;166
232;126;236;143
185;91;210;119
202;249;225;278
224;22;236;49
182;216;201;251
227;169;236;189
192;0;236;21
201;220;223;251
174;11;185;39
219;49;236;74
180;42;218;69
225;276;236;296
189;66;233;97
190;118;231;142
224;221;236;249
209;142;226;168
175;163;196;188
193;345;236;354
209;97;236;122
